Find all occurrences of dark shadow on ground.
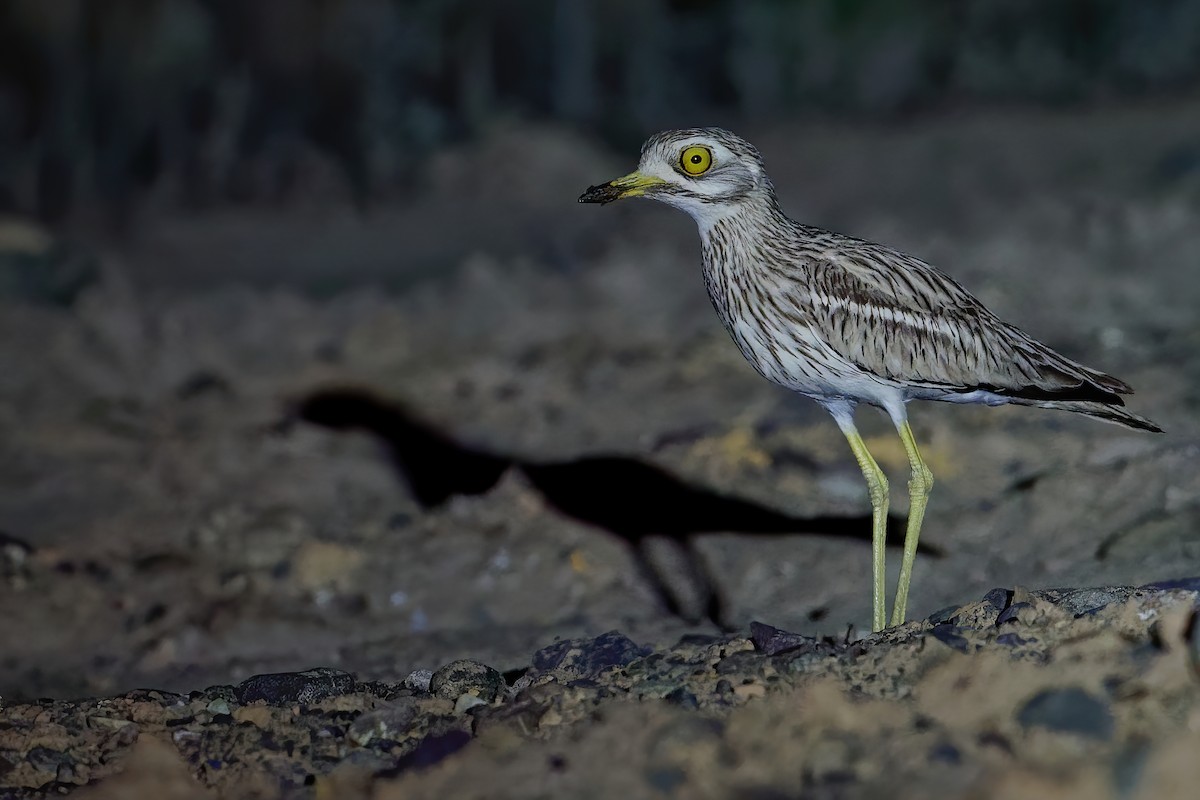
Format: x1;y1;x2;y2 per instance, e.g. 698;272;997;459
295;387;941;629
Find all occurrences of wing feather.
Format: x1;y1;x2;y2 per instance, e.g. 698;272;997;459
779;239;1130;402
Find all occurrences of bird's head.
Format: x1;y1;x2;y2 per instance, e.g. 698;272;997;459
578;128;774;224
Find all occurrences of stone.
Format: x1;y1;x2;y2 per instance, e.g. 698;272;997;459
925;605;962;626
996;602;1032;626
429;660;504;703
532;631;649;680
928;624;970;653
1144;577;1200;593
1016;688;1114;740
205;699;231;716
394;731;472;772
1056;588;1121;617
348;699;420;746
235;668;356;705
981;588;1012;613
454;694;487;714
403;670;434;693
749;621;818;655
664;687;699;710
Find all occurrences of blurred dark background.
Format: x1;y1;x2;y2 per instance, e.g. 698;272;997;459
2;0;1199;234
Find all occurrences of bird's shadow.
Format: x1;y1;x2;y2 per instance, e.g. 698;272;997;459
293;387;940;630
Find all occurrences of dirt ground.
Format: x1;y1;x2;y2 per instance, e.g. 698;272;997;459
2;100;1199;798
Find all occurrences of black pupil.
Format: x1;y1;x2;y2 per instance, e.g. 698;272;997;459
690;153;703;164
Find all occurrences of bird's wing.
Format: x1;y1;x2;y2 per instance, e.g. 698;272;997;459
785;242;1131;401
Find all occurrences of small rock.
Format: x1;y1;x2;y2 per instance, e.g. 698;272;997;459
1057;588;1121;617
714;651;763;675
395;731;472;771
664;687;699;710
1017;688;1114;740
403;670;434;693
532;631;649;680
928;624;970;653
0;531;32;581
26;746;70;777
981;588;1012;612
454;694;487;714
205;699;231;716
236;667;356;705
996;602;1032;626
1143;577;1200;593
348;699;420;746
429;660;504;703
201;685;237;704
749;621;818;655
925;605;961;626
995;633;1034;648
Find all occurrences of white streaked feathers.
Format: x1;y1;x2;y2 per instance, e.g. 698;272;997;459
807;291;963;342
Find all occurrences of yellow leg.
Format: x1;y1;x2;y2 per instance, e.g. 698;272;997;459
832;414;890;632
890;419;934;627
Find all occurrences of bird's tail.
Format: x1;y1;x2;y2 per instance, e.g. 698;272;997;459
1013;399;1164;433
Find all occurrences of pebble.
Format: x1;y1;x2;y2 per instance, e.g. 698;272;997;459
429;659;505;703
980;587;1012;613
996;602;1032;626
928;624;970;653
532;631;649;680
1057;588;1121;617
1143;577;1200;593
394;731;472;771
348;699;420;746
205;699;231;716
925;605;962;626
454;694;487;714
0;531;32;580
1016;688;1114;740
664;687;699;710
749;621;819;655
403;669;434;693
995;633;1034;648
235;667;356;705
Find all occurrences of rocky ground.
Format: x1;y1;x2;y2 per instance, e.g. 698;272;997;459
3;585;1200;799
1;100;1199;797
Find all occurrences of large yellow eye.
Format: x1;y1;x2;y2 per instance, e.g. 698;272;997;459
680;145;713;176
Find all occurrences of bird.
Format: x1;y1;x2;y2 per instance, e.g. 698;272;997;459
578;127;1162;633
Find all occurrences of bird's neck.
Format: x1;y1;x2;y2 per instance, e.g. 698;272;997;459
696;192;792;272
694;192;789;241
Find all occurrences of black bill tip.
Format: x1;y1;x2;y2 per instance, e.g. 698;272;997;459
578;182;622;205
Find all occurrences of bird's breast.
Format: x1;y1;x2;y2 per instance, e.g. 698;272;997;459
702;251;814;386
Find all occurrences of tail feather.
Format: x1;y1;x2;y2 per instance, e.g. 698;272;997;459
1012;398;1163;433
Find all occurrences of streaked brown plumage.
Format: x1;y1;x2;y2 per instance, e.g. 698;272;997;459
579;127;1161;632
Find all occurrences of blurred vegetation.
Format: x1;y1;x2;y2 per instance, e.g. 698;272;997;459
1;0;1199;226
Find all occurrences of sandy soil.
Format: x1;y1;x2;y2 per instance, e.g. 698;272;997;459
1;100;1199;797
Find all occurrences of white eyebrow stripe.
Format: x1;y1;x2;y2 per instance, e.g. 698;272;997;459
809;292;962;339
